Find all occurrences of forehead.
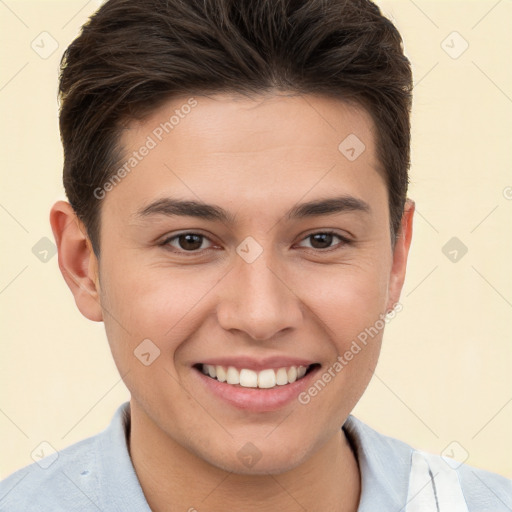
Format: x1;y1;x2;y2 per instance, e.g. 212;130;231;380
106;93;385;221
125;92;376;159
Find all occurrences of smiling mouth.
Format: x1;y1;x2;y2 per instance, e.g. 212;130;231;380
194;363;321;389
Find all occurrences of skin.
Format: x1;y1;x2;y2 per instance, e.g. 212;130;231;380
50;92;414;512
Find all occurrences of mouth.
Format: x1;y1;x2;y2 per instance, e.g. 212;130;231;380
193;363;321;389
192;359;323;412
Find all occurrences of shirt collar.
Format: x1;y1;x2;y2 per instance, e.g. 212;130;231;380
96;401;152;511
343;415;412;511
107;402;412;511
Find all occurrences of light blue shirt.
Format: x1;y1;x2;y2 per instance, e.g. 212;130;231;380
1;402;510;511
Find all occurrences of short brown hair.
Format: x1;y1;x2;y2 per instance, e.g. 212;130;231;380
59;0;413;255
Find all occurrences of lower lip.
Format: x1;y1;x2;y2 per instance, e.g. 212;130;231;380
193;365;321;413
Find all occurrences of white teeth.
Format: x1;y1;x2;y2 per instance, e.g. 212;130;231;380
216;366;226;382
276;367;288;385
239;369;258;388
226;366;240;385
297;365;307;379
258;369;276;388
201;364;312;388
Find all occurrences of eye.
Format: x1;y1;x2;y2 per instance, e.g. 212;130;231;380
161;232;214;253
297;231;350;251
160;230;350;256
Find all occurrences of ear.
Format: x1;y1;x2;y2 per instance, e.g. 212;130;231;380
387;199;415;311
49;201;103;322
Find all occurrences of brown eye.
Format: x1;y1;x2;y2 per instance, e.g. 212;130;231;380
176;234;204;251
309;233;335;249
162;233;212;253
297;231;350;251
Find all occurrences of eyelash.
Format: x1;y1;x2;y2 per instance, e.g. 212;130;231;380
159;230;352;256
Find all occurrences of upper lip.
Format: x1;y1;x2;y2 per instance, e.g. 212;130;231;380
196;356;318;372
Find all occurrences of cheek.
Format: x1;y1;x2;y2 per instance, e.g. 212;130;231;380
99;264;219;361
300;259;391;335
299;260;388;382
291;267;388;433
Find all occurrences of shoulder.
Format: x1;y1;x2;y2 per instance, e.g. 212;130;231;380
456;458;512;511
345;415;512;511
0;432;103;512
0;402;149;512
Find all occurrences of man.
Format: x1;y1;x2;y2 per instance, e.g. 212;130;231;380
1;0;510;510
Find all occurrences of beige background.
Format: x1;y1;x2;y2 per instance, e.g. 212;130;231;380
1;0;511;480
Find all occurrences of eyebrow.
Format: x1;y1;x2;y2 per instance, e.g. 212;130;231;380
136;195;370;224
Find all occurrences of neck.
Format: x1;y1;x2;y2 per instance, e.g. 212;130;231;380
128;401;361;512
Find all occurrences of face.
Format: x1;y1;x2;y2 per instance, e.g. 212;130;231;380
54;92;413;475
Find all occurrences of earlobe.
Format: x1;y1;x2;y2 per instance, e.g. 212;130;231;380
387;199;415;311
49;201;103;322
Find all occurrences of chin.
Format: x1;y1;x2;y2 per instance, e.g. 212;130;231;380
215;452;304;476
195;435;313;476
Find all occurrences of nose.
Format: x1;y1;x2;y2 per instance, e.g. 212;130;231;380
216;249;304;341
